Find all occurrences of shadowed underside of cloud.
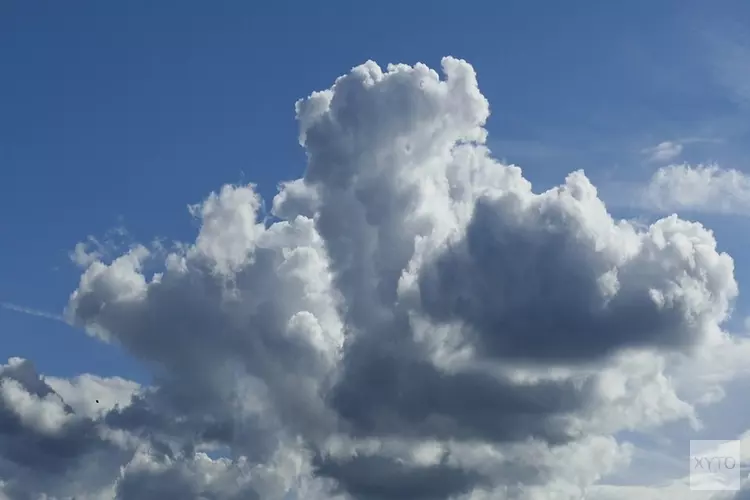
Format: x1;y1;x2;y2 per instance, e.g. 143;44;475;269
2;57;750;499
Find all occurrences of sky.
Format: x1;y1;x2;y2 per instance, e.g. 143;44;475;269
4;1;750;499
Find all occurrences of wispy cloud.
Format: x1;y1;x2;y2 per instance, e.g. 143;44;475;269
642;141;684;163
0;302;66;323
703;21;750;109
640;138;723;164
69;224;132;269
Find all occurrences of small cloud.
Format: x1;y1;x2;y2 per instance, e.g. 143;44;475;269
640;137;723;164
70;240;102;268
642;141;684;163
638;163;750;215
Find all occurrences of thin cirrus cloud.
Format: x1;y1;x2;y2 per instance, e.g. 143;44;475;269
0;302;65;323
642;141;684;163
640;137;725;164
2;57;750;499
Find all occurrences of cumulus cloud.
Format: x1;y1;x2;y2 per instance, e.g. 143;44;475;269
3;57;750;498
640;163;750;215
0;358;136;499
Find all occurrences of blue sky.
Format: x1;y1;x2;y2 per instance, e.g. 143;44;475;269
4;2;750;498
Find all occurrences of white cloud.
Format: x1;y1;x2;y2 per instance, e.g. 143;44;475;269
643;141;684;162
0;358;136;498
591;429;750;500
0;377;73;435
640;163;750;215
46;374;141;417
0;302;65;323
640;137;724;165
2;57;750;499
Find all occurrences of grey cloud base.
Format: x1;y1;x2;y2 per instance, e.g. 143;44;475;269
1;57;745;499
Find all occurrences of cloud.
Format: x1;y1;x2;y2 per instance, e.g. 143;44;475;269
0;358;136;499
643;141;684;163
639;163;750;215
0;302;65;323
3;57;750;498
590;430;750;500
640;137;724;165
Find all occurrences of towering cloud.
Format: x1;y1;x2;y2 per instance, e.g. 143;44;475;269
2;57;747;499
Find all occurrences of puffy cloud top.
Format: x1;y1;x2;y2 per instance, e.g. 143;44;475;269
640;163;750;216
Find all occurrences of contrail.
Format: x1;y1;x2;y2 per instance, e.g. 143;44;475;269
0;302;66;323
